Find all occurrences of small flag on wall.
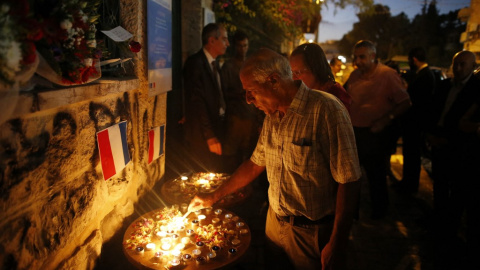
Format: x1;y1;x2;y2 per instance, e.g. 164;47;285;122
97;121;131;180
148;125;165;164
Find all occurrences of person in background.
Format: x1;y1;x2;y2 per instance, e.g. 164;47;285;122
344;40;411;219
395;47;436;194
183;23;230;172
221;30;263;173
426;50;480;269
290;43;352;112
189;48;362;270
330;56;344;85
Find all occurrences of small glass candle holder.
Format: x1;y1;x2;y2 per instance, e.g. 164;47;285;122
228;248;237;257
211;245;221;252
207;251;216;261
236;222;245;228
182;253;192;262
181;203;188;213
181;236;191;245
154;251;163;258
171;249;182;259
211;217;220;225
240;228;249;235
197;214;206;225
224;213;233;219
161;243;172;251
196;241;204;248
135;246;144;254
171;234;180;243
145;243;155;251
214;209;223;216
205;207;212;215
232;216;240;222
196;256;206;265
156;231;167;238
231;238;241;246
174;243;186;251
170;258;181;267
192;248;202;258
191;219;199;227
194;209;203;216
173;204;180;211
186;229;195;237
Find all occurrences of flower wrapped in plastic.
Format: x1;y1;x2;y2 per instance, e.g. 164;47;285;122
0;0;40;89
33;0;104;85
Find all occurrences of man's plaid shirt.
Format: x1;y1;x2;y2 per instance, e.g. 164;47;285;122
250;82;361;220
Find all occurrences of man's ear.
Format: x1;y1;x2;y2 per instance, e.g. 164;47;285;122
268;74;278;84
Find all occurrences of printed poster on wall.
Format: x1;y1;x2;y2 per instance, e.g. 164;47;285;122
147;0;172;96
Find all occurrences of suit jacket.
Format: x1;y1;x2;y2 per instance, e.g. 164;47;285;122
427;74;480;146
183;49;225;149
404;67;436;126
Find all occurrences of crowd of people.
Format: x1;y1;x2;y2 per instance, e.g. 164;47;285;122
181;22;480;269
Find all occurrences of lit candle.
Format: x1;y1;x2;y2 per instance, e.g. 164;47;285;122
170;258;181;267
205;207;212;215
154;251;163;258
186;229;195;236
161;243;171;251
232;216;239;222
194;209;203;216
198;214;206;225
191;219;199;227
196;241;204;247
214;209;223;216
181;237;191;245
236;222;245;228
174;243;186;251
240;228;249;235
156;231;167;238
145;243;155;251
171;249;181;259
181;175;188;181
225;213;232;219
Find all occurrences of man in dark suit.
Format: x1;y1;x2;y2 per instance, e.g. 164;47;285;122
396;47;436;194
183;23;230;172
426;50;480;269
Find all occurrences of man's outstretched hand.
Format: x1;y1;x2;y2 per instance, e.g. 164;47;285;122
188;193;216;213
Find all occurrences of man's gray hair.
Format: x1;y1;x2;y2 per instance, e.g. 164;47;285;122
354;40;376;54
243;48;292;84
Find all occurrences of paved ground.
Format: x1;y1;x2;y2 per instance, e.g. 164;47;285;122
96;148;445;270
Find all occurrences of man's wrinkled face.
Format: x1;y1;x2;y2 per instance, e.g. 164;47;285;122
353;47;375;73
241;72;279;115
212;27;230;56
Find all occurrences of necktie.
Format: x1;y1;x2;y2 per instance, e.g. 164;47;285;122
212;60;226;116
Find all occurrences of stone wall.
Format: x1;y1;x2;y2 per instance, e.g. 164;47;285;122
0;0;168;269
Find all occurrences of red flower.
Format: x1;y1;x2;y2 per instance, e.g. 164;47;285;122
129;40;142;53
21;42;37;65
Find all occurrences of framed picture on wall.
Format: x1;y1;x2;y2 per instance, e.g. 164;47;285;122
147;0;172;96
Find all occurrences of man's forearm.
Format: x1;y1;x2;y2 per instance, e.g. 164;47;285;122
211;159;265;203
329;181;361;248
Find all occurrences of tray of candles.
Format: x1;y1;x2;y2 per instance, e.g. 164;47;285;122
160;172;251;207
123;205;251;269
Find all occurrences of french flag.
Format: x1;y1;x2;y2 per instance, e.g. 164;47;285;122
97;121;131;180
148;125;165;164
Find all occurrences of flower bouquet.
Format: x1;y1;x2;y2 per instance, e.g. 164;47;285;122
0;0;40;91
33;0;103;86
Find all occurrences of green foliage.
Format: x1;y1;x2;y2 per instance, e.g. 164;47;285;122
338;0;465;67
